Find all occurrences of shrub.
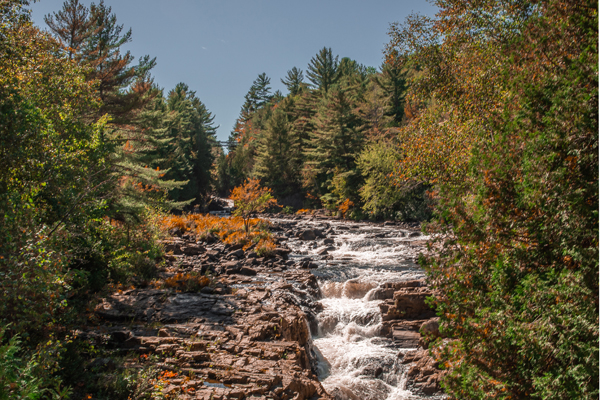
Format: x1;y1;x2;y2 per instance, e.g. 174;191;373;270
158;213;273;249
163;272;210;292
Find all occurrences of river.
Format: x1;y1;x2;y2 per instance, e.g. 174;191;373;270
270;217;441;400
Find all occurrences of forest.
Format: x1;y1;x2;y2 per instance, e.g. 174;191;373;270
0;0;597;399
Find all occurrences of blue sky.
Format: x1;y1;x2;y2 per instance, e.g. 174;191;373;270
30;0;438;141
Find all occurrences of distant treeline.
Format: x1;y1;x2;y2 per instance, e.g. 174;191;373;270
217;48;431;221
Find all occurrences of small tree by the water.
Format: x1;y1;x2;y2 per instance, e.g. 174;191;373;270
231;179;278;234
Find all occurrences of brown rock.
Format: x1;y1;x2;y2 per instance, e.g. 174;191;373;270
297;230;317;240
392;287;435;319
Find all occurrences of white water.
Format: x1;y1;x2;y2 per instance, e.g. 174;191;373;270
278;219;431;400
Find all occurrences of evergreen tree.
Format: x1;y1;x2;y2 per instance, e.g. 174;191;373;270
306;47;339;93
144;83;217;204
241;72;272;117
304;88;364;198
286;89;315;191
375;61;407;126
281;66;305;96
44;0;95;59
253;108;296;196
83;0;156;123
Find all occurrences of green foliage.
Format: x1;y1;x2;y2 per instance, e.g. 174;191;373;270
304;87;364;197
0;328;44;400
142;83;217;205
306;47;339;93
219;47;429;218
358;138;431;221
281;66;305;96
241;72;273;117
387;0;598;398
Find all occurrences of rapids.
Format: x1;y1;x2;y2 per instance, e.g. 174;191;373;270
271;218;439;400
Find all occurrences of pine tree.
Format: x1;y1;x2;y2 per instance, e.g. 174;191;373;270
241;72;272;117
281;66;305;96
83;0;156;122
253;108;296;196
144;83;217;204
304;88;364;197
306;47;339;93
375;61;407;126
44;0;95;59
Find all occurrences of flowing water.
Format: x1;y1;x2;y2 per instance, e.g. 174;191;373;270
272;218;437;400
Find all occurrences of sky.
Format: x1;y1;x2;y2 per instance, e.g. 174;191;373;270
30;0;439;142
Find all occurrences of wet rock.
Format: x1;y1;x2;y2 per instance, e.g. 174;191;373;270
365;287;395;300
323;238;335;245
299;260;319;269
315;246;332;256
298;229;317;240
382;279;424;290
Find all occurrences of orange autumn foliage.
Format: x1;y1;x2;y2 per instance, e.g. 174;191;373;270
230;178;278;233
158;213;275;253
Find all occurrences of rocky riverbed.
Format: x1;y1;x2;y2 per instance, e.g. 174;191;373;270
86;213;445;399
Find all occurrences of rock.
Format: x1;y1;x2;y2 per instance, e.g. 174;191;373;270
202;232;217;243
392;287;435;319
238;267;257;276
382;280;424;290
297;230;317;241
420;318;440;338
200;286;214;294
274;247;292;257
299;260;319;269
226;249;244;259
314;229;326;238
408;231;421;237
365;287;396;301
401;348;445;396
315;246;330;256
224;243;242;251
182;244;205;256
223;260;240;269
246;251;258;259
157;328;171;337
392;329;421;347
206;249;220;259
323;238;335;245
